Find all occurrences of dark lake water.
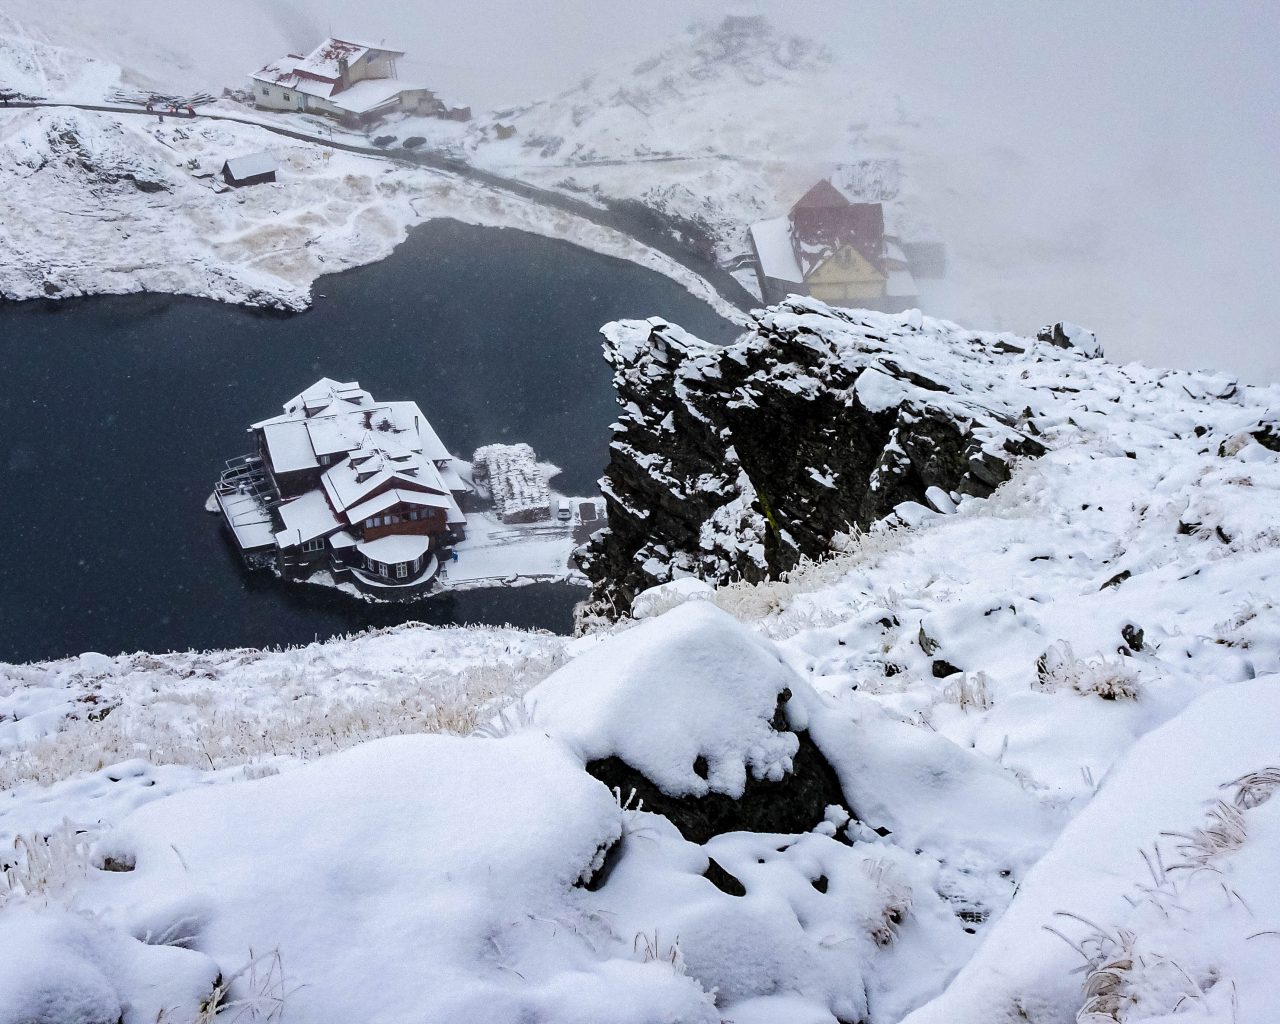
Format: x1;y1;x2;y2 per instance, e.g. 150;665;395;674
0;220;737;663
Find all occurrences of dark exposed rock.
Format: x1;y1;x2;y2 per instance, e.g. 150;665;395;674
1252;421;1280;452
704;858;746;896
581;299;1048;614
1101;569;1132;590
1037;321;1102;358
1122;623;1145;653
584;728;848;846
577;834;626;892
931;659;962;678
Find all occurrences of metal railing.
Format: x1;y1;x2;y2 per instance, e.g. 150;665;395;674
217;454;277;505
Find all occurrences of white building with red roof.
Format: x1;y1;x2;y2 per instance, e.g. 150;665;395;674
249;38;469;126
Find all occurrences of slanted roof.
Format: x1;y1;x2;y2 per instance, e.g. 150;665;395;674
385;401;451;462
250;378;467;530
277;489;342;543
295;38;404;81
326;79;426;115
287;378;371;417
262;420;317;474
251;57;298;86
321;442;452;519
749;216;804;283
346;488;454;525
789;187;887;278
222;152;276;181
792;178;849;211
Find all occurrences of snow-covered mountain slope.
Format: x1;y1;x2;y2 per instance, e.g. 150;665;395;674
2;305;1277;1023
462;15;934;267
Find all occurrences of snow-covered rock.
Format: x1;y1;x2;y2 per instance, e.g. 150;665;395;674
582;298;1051;612
629;576;716;619
75;732;723;1023
529;602;801;800
901;675;1280;1024
0;907;218;1024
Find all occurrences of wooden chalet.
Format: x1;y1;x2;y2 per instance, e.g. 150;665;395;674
250;37;470;127
215;378;471;595
749;178;919;310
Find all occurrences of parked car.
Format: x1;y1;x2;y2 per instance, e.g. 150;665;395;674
556;501;572;522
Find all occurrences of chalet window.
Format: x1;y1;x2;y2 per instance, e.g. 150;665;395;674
260;88;269;97
283;93;291;102
379;562;389;578
365;519;374;529
303;538;324;553
396;562;408;579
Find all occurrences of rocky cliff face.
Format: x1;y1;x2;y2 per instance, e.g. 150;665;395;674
581;298;1093;616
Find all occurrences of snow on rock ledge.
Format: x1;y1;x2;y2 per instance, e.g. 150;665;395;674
526;602;847;842
529;602;800;799
580;298;1050;614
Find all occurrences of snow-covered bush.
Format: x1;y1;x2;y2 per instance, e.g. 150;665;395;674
862;857;914;948
1;825;94;906
942;671;994;712
1034;642;1141;701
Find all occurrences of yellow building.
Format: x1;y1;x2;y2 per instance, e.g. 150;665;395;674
749;179;917;310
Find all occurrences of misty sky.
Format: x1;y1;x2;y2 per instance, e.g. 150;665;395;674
10;0;1278;380
265;1;1280;381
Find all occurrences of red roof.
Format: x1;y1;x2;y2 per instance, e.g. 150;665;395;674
788;180;886;276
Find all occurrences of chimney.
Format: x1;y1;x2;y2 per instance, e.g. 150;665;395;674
337;56;350;87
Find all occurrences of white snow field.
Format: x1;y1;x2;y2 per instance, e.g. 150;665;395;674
3;305;1279;1022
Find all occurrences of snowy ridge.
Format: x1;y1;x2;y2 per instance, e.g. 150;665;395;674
464;15;930;267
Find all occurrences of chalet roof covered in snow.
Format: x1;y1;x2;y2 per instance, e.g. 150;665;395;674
276;488;342;544
252;378;468;533
294;38;403;81
261;420;318;474
356;532;433;564
221;153;276;181
327;78;428;115
252;38;407;97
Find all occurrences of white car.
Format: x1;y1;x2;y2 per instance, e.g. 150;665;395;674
556;501;572;522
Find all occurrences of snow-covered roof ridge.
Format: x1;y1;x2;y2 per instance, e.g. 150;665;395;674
584;296;1279;616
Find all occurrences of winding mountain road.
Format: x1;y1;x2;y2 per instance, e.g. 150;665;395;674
4;99;759;316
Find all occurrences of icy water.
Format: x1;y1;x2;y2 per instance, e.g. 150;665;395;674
0;221;738;662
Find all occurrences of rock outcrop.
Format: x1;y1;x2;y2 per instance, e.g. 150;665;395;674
581;297;1057;615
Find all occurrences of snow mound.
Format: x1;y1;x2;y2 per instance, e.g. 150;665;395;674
527;601;800;798
629;576;716;619
75;732;721;1022
900;675;1280;1024
0;906;217;1024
